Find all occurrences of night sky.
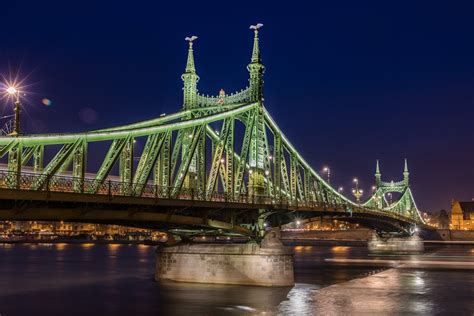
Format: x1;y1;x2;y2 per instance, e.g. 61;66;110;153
0;1;473;213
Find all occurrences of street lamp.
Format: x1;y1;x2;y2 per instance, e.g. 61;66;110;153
387;192;393;205
323;166;330;184
338;186;344;193
352;178;363;203
5;85;21;136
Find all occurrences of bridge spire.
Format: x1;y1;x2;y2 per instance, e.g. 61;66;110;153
247;23;265;102
182;36;200;109
375;160;381;187
403;158;409;186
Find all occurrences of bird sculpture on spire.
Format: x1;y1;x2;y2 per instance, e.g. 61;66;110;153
185;35;198;45
249;23;264;31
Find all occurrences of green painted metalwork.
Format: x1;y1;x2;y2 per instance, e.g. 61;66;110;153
182;37;199;110
296;166;305;201
72;140;87;192
7;143;22;188
290;154;297;201
279;150;290;199
234;109;255;196
31;140;81;190
119;137;133;193
21;146;35;166
206;118;232;198
133;133;166;196
33;145;44;173
0;25;425;231
273;133;281;199
363;160;423;222
89;138;129;193
171;125;203;197
155;132;171;191
196;131;206;197
225;119;234;197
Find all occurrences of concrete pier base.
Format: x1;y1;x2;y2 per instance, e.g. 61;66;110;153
368;233;424;254
155;232;294;286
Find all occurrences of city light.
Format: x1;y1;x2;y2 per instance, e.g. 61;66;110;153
323;166;330;183
352;178;363;202
6;86;18;95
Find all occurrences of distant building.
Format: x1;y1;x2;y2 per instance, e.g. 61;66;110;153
0;220;158;237
451;200;474;230
437;209;450;229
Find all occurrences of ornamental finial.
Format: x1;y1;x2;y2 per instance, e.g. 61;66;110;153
185;35;198;46
184;36;198;73
249;23;264;32
249;23;263;63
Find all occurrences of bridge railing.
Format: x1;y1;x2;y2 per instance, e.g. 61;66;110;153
0;169;417;221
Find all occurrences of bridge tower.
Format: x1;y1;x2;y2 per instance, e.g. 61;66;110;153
181;36;202;192
247;24;265;102
182;36;199;110
403;158;409;186
247;24;266;199
365;159;423;223
375;159;381;187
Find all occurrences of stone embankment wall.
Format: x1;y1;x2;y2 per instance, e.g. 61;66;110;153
437;229;474;241
281;229;373;241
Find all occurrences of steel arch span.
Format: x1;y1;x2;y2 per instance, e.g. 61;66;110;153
0;26;426;236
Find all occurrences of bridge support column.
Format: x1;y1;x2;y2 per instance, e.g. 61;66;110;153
155;230;294;286
248;167;267;237
368;233;424;254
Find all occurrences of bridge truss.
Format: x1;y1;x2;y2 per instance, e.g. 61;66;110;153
0;26;424;236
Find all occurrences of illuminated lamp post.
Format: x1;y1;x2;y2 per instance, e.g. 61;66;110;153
351;178;363;203
6;86;21;136
323;166;330;184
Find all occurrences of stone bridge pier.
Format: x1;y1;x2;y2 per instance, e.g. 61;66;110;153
155;230;294;286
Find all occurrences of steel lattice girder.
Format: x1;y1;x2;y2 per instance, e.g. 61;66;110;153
0;99;423;225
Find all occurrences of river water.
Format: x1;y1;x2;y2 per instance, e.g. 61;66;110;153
0;243;473;315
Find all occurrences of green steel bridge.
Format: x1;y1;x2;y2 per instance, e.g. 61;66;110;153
0;26;426;237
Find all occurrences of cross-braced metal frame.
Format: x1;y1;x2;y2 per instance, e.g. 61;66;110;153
0;26;425;236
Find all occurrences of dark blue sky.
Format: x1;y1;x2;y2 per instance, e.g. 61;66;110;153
1;1;473;212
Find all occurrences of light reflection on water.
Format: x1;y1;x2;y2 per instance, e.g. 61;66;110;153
0;243;472;315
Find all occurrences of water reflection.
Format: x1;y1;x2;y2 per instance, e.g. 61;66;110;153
107;243;121;254
81;243;95;249
55;243;67;251
0;243;472;315
296;268;435;315
331;246;350;253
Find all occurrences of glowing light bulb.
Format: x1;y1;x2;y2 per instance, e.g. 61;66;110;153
6;86;17;95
